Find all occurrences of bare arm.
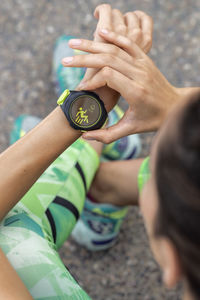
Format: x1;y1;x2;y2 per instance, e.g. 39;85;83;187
0;106;81;221
0;107;82;299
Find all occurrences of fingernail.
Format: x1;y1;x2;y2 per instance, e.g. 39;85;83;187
101;29;109;34
62;57;73;64
69;39;82;46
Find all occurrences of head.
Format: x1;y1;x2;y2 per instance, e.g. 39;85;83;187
140;91;200;299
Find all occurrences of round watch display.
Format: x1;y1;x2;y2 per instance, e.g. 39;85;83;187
58;90;108;131
70;95;101;129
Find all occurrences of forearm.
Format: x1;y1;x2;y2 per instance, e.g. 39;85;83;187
0;106;81;220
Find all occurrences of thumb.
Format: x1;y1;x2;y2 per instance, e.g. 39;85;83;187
82;114;136;144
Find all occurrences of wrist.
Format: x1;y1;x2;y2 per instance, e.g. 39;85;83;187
152;85;183;131
175;86;200;99
55;106;82;141
161;85;183;120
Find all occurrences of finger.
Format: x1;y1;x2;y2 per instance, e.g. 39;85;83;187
62;54;136;81
81;68;98;83
134;11;153;37
124;12;140;30
124;12;142;45
77;67;138;111
82;112;136;144
94;3;111;20
78;67;147;112
112;9;127;35
99;30;145;58
68;39;132;63
134;11;153;52
94;4;112;42
124;11;140;29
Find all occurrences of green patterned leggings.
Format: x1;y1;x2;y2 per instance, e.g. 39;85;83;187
0;139;99;299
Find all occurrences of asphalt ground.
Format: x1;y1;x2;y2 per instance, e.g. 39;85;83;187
1;0;200;299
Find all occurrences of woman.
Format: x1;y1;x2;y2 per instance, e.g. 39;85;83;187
140;93;200;300
63;26;200;299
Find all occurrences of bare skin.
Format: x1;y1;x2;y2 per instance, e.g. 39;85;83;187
0;107;82;299
0;107;81;221
140;95;200;300
89;159;143;206
78;5;154;206
63;31;199;143
0;7;154;299
81;5;154;114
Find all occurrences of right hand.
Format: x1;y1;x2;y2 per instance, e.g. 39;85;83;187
64;31;181;143
69;4;154;117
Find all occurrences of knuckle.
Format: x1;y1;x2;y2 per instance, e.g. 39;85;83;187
123;38;132;49
101;3;111;10
142;71;150;81
144;42;152;53
134;10;146;17
116;24;127;34
103;134;111;144
144;34;152;44
112;8;119;14
132;28;142;38
134;10;143;15
137;86;147;98
109;31;117;41
124;12;132;18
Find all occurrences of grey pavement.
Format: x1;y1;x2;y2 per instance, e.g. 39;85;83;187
1;0;200;299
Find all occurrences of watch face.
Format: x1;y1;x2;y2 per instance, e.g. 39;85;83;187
70;95;101;128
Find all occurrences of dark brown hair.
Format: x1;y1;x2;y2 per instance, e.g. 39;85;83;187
155;92;200;299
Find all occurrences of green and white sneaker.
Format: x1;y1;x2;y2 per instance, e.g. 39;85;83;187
71;199;128;251
10;114;41;145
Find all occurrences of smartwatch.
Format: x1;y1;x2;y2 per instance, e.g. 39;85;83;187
57;89;108;131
